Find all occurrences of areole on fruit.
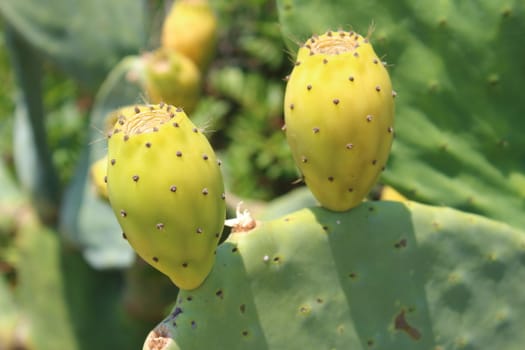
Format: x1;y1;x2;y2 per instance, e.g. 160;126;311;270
284;30;395;211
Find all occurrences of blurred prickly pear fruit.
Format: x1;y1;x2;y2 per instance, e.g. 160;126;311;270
89;155;109;200
380;185;407;202
106;104;226;290
144;48;201;114
284;30;395;211
161;0;218;71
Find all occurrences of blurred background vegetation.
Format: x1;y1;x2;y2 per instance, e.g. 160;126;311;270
0;0;299;202
0;1;304;348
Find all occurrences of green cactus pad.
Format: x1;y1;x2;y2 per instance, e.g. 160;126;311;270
144;201;525;349
284;31;394;211
106;104;226;290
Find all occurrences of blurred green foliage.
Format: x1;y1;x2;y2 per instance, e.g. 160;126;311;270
203;0;300;200
0;21;14;162
0;1;303;348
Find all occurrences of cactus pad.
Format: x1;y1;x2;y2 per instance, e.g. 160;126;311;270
144;201;525;349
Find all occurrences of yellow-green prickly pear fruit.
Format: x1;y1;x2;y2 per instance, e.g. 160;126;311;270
143;48;201;114
380;185;407;202
89;154;109;200
106;104;226;290
284;30;395;212
161;0;218;71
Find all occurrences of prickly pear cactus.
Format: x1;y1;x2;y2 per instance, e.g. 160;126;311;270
144;201;525;350
277;0;525;229
284;30;395;211
106;104;226;290
144;48;202;114
161;0;218;72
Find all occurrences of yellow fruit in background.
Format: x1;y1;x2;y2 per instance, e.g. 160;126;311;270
161;0;218;72
380;185;408;202
90;154;109;200
143;48;202;114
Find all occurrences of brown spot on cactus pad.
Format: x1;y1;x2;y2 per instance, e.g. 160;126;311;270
394;309;421;340
394;238;408;248
215;289;224;299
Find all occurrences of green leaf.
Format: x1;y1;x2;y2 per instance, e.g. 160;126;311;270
15;216;153;349
0;0;148;89
6;26;60;223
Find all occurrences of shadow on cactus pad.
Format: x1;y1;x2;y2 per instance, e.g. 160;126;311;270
144;201;525;350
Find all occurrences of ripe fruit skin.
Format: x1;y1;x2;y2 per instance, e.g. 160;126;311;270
144;48;201;114
106;104;226;290
284;30;395;211
161;0;218;71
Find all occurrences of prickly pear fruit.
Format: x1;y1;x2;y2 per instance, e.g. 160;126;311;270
89;154;109;200
106;104;226;290
380;185;407;202
143;48;202;114
284;30;395;211
161;0;218;71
